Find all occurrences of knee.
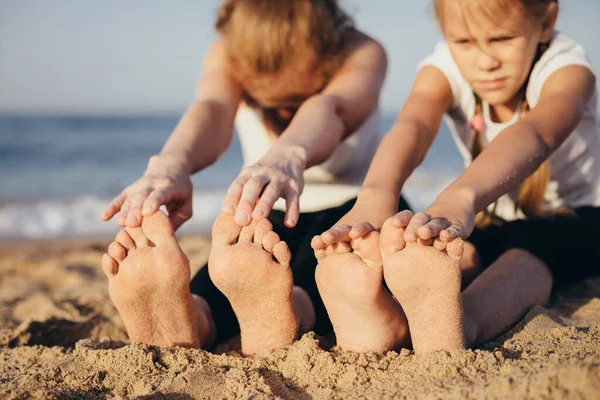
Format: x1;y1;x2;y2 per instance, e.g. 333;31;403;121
503;248;553;303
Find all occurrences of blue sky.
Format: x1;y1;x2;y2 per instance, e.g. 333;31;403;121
1;0;599;115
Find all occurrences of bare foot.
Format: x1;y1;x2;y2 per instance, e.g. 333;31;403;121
101;211;201;348
314;232;409;353
381;217;465;354
208;215;306;356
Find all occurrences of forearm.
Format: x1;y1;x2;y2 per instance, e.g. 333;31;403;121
156;100;236;175
434;121;550;213
263;95;345;169
357;119;434;210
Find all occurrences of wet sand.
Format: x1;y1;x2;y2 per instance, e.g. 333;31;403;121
1;236;599;399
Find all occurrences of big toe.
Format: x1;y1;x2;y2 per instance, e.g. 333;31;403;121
212;213;242;246
380;219;406;259
141;210;176;245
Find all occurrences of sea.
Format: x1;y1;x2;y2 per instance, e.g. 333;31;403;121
0;114;465;241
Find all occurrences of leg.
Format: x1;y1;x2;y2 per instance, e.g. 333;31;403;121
462;248;552;347
315;232;409;353
381;218;465;354
101;211;210;348
208;214;314;356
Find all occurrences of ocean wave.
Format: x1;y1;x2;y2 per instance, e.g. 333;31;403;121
0;171;458;241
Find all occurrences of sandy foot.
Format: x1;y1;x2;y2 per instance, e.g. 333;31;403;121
102;211;200;348
315;232;409;353
208;215;301;356
381;218;465;354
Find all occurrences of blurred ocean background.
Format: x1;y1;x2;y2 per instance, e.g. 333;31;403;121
0;114;464;241
1;1;598;241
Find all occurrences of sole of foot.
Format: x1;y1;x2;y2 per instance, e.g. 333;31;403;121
102;211;200;348
208;215;301;356
315;232;408;353
381;218;465;354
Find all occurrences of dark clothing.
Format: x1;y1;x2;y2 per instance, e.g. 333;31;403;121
468;206;600;289
190;195;412;345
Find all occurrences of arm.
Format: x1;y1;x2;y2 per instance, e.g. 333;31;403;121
314;66;454;247
407;65;596;243
223;32;389;227
101;40;242;229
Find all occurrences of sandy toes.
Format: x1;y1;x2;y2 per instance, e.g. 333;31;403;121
208;215;300;356
102;211;200;348
381;218;465;354
315;232;409;353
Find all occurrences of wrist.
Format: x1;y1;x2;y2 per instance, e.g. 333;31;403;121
263;143;307;171
428;186;476;215
146;154;192;177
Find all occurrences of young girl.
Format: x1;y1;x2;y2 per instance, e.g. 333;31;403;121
99;0;410;355
313;0;600;354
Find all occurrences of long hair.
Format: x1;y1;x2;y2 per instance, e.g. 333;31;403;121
434;0;557;226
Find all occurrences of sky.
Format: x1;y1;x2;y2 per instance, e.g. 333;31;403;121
1;0;599;116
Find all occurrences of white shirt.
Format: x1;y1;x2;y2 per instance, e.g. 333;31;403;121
234;104;381;212
419;33;600;221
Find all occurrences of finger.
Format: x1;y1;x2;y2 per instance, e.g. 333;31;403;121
235;176;270;226
349;222;377;239
168;200;193;231
440;225;465;242
142;189;167;217
252;184;281;219
404;212;431;243
222;178;247;215
390;210;414;228
283;187;300;228
117;200;132;227
321;224;353;246
125;191;152;227
417;218;451;240
101;193;127;221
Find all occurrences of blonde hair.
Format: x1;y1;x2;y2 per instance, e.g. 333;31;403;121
215;0;353;134
434;0;557;226
216;0;351;77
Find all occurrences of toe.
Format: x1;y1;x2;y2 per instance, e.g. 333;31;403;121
314;248;327;261
116;230;136;250
433;237;447;251
446;238;464;260
125;225;150;248
254;219;273;245
380;218;406;258
262;231;281;252
140;210;176;246
272;241;291;266
108;241;127;262
351;231;382;267
102;253;118;276
212;214;243;246
238;219;258;242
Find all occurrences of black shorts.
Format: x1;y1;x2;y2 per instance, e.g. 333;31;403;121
190;195;412;345
468;206;600;290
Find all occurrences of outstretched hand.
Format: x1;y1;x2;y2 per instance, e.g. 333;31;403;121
221;155;305;228
100;156;194;231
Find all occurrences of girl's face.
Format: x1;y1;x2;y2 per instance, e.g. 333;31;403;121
242;50;328;122
440;1;553;107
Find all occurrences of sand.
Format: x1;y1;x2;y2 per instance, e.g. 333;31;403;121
1;236;599;399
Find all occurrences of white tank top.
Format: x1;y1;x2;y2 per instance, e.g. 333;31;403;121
235;104;381;212
419;32;600;221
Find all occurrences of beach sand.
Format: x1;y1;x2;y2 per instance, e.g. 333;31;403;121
1;236;599;399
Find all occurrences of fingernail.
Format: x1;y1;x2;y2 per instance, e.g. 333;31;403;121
143;205;152;213
286;218;295;225
254;209;264;217
237;212;249;224
224;204;235;214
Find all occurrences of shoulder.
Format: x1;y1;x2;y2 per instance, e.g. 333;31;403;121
528;32;596;105
335;29;387;74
